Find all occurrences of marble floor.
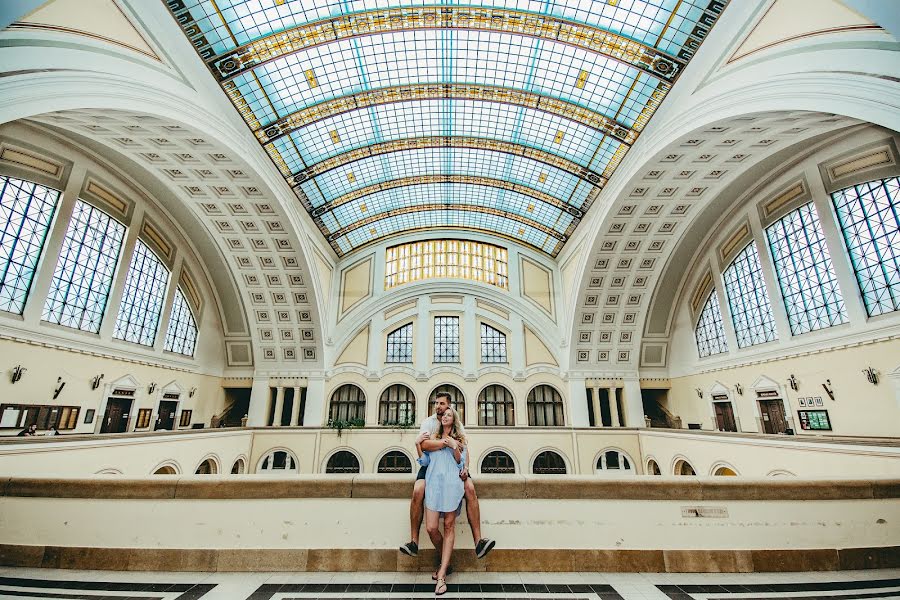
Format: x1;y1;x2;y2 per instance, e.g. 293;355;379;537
0;568;898;600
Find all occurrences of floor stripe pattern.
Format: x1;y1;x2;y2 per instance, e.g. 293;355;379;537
0;577;214;600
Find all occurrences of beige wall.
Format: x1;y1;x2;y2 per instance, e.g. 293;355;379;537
665;338;900;438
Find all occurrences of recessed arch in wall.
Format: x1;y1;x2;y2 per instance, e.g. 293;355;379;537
230;455;247;474
526;383;565;426
377;383;416;426
256;448;300;475
428;383;466;425
530;447;569;475
376;448;414;474
710;461;739;476
672;456;697;476
767;469;797;477
94;468;123;475
478;446;518;475
328;383;366;424
194;454;220;475
477;383;515;426
323;448;363;474
151;460;181;475
646;457;662;476
594;448;635;475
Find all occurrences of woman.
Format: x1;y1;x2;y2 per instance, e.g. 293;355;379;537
415;407;466;596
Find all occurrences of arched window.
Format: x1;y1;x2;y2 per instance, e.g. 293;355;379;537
713;466;737;476
43;199;126;332
328;384;366;424
0;176;60;315
526;385;565;426
480;323;507;363
386;323;413;363
113;240;170;346
230;458;245;474
258;450;298;474
428;384;465;424
723;242;778;348
153;465;177;475
596;450;633;474
326;451;360;474
478;384;515;426
646;459;661;476
674;459;696;476
766;201;847;334
195;458;218;474
832;176;900;316
379;384;416;426
533;450;566;474
164;287;199;356
481;450;516;474
694;290;728;358
377;450;413;474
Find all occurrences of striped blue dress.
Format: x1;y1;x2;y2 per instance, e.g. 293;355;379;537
417;446;467;514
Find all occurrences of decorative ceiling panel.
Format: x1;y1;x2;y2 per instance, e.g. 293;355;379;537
167;0;728;257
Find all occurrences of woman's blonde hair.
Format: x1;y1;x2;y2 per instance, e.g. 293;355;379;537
433;407;466;446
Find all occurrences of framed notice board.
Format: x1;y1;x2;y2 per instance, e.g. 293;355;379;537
798;410;832;431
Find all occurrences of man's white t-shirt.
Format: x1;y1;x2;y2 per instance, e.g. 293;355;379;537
419;413;438;437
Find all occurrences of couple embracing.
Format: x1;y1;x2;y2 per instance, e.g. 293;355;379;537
398;392;496;595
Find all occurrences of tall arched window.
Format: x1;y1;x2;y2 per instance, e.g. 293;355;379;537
478;384;515;426
723;242;778;348
378;450;413;474
526;385;565;426
164;287;198;356
694;290;728;358
480;323;507;363
328;384;366;423
43;199;126;332
114;240;170;346
0;176;60;315
428;384;466;424
379;384;415;426
766;202;847;334
832;177;900;316
326;451;360;474
532;450;566;474
386;323;413;363
481;450;516;474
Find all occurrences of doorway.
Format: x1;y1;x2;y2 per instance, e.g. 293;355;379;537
155;400;178;431
101;398;133;433
758;398;787;434
713;401;737;432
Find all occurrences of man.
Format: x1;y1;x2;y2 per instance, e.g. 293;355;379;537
399;392;496;559
17;424;37;436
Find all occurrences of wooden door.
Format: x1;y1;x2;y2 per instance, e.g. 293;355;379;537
714;401;737;432
759;399;787;434
101;399;132;433
155;401;178;431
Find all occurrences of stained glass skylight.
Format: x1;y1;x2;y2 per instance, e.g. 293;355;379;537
169;0;728;256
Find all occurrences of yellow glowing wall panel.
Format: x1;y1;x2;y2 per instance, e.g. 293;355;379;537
385;239;508;290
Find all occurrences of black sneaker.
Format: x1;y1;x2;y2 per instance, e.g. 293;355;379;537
399;541;418;557
475;538;495;559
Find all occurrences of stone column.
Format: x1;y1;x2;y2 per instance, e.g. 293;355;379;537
567;377;590;427
623;377;644;428
272;386;285;427
290;385;303;426
246;377;270;427
608;386;621;427
591;385;603;427
304;377;326;427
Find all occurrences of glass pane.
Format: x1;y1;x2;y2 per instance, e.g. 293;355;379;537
385;239;508;289
766;202;847;334
433;316;460;363
164;287;199;356
694;290;728;358
43;200;125;332
114;240;170;347
723;242;778;348
832;177;900;317
0;176;60;314
386;323;413;363
480;323;507;363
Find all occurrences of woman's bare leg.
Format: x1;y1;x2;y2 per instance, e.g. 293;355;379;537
437;511;456;580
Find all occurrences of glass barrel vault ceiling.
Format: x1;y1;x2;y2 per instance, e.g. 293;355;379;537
167;0;729;257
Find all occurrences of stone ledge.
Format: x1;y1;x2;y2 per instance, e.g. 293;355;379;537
1;545;896;572
2;476;897;500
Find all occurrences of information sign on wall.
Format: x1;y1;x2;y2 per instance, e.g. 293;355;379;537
798;410;832;431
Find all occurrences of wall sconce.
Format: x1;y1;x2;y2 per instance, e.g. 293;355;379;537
148;382;157;394
695;388;703;398
822;379;835;401
863;367;879;385
53;377;66;400
11;365;25;384
91;374;104;390
788;374;798;391
735;383;743;396
189;387;197;398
